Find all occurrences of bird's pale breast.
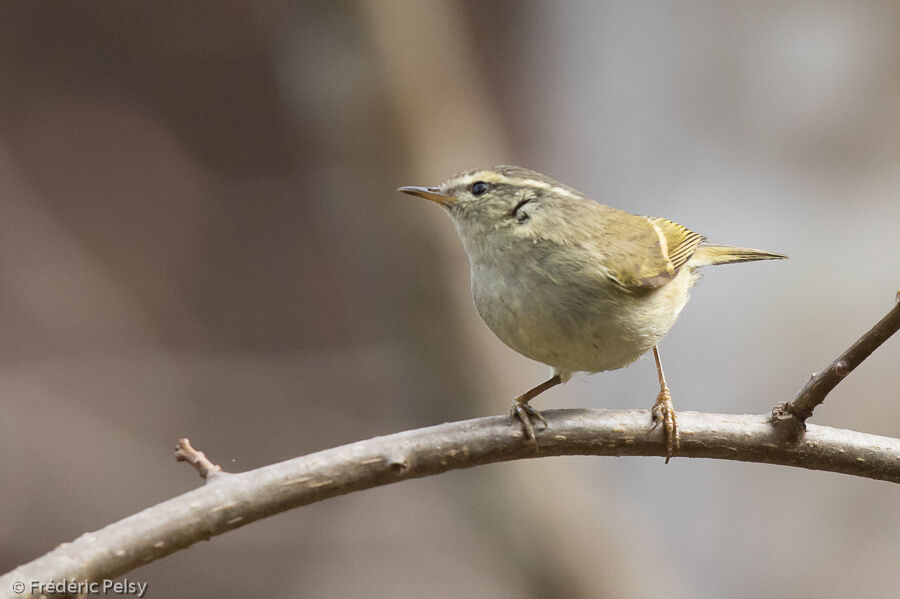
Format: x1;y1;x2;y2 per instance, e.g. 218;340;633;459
471;252;696;375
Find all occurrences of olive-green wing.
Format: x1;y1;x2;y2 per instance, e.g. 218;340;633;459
597;213;705;291
533;198;705;292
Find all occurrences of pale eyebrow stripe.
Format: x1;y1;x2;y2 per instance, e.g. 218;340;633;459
453;172;582;199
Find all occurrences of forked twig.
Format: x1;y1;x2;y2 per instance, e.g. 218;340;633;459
772;291;900;435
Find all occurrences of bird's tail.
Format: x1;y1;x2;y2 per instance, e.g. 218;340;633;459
689;245;787;267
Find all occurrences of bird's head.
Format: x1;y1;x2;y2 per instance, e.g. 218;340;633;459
398;165;584;239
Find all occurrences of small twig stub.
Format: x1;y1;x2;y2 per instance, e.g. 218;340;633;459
174;438;225;480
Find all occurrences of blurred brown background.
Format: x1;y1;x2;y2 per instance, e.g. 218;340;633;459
1;2;899;598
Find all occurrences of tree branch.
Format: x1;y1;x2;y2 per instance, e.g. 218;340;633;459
3;410;900;595
772;292;900;433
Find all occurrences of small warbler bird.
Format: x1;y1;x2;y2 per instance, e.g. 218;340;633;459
399;166;785;460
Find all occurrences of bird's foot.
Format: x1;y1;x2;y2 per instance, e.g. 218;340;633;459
509;401;548;442
650;386;679;463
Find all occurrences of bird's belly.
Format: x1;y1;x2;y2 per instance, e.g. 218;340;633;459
472;265;695;374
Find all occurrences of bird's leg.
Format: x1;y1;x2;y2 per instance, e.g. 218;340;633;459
510;375;561;442
650;346;679;462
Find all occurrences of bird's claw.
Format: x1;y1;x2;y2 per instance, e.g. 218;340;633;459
509;401;548;442
651;386;679;463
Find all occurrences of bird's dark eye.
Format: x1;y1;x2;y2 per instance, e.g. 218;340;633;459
470;181;489;196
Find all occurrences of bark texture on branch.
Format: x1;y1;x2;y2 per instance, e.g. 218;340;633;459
785;299;900;421
3;409;899;596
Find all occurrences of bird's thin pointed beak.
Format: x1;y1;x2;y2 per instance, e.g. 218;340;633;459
397;185;455;206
